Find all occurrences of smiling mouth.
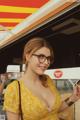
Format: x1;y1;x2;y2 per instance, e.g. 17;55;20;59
39;66;47;71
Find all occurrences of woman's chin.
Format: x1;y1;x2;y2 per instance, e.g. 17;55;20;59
36;70;45;75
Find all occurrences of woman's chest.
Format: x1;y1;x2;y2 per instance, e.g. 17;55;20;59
21;89;48;120
21;89;60;120
21;83;56;112
27;83;55;110
20;81;61;119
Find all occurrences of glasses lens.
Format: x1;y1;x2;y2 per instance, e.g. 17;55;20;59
39;55;52;64
38;55;46;63
47;56;51;64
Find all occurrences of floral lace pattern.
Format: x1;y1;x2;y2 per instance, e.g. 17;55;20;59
3;76;61;120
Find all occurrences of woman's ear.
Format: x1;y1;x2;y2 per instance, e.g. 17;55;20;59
25;53;31;62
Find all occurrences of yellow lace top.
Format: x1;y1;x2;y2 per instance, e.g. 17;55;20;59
3;76;61;120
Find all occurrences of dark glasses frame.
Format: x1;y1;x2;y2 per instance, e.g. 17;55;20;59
32;54;53;64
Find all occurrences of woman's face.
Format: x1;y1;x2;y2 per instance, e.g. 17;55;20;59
27;47;51;75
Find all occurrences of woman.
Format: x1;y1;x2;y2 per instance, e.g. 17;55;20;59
3;37;80;120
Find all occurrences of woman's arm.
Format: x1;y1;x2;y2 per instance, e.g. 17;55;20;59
59;96;75;112
59;85;80;112
6;111;20;120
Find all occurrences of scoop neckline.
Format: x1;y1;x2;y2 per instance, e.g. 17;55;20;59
21;79;56;112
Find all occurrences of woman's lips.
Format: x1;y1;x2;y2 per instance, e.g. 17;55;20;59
38;66;47;71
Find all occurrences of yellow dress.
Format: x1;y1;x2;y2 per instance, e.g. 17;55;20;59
3;76;61;120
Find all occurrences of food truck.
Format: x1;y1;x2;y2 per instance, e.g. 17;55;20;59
0;0;80;120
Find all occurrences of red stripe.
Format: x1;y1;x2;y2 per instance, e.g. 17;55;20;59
0;22;18;27
0;12;31;19
0;0;49;8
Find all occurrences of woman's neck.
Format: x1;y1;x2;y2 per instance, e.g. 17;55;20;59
23;68;40;84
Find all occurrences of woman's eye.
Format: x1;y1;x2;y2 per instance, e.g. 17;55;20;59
39;55;44;58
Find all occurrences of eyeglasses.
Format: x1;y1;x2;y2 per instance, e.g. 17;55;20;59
32;54;53;64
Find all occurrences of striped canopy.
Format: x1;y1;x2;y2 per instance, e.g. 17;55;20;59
0;0;49;31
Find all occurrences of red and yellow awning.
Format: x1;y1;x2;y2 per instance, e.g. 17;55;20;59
0;0;49;31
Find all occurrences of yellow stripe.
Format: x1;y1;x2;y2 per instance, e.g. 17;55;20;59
0;18;23;22
0;27;13;30
6;27;13;30
0;5;38;13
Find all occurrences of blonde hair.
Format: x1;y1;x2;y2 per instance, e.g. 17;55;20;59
23;37;54;87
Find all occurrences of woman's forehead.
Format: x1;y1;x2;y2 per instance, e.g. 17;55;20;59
34;47;51;54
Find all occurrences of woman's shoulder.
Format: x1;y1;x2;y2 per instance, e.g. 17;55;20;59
3;80;20;113
4;80;20;103
7;80;18;86
5;80;19;93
